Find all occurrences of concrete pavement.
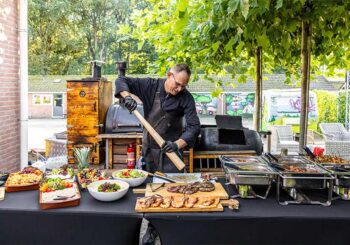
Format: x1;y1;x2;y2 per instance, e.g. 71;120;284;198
28;118;66;150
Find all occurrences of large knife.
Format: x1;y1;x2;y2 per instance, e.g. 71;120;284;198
147;172;177;183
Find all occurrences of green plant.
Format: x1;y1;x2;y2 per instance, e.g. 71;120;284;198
338;91;347;125
314;90;338;131
73;147;91;170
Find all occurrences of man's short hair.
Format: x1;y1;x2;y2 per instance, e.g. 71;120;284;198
171;64;191;77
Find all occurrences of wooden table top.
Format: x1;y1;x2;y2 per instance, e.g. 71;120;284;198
97;133;143;139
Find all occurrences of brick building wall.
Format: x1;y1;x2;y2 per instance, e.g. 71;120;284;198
0;0;21;172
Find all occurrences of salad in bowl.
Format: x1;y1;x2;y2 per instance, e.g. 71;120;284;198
112;169;148;187
87;180;129;202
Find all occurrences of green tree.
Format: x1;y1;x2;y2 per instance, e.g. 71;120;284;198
29;0;83;75
131;0;350;151
28;0;157;75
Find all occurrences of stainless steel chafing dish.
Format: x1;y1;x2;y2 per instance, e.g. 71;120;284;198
220;156;277;199
264;154;334;206
315;161;350;200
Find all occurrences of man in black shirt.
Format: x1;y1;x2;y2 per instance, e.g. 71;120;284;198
115;64;200;173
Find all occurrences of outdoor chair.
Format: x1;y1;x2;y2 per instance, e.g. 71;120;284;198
319;123;350;160
270;125;299;154
319;123;350;141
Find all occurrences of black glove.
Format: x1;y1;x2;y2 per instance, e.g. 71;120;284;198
161;141;178;153
123;95;137;112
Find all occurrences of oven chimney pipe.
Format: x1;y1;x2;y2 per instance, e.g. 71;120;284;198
116;61;127;77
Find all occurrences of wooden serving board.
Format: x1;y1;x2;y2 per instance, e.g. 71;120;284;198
5;173;43;192
144;182;229;200
5;183;39;192
40;183;81;210
135;197;223;213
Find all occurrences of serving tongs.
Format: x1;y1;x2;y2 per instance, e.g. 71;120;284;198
223;162;240;171
264;153;285;172
303;146;316;160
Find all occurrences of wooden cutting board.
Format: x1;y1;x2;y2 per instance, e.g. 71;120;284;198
40;183;81;210
135;196;223;213
144;182;229;200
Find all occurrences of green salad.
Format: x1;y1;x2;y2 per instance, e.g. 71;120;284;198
98;182;120;192
50;165;75;177
116;169;145;178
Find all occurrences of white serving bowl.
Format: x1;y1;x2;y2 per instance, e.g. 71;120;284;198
112;169;148;187
87;179;129;202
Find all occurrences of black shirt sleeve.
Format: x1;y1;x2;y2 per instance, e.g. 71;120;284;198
114;76;157;118
115;76;152;99
179;93;201;148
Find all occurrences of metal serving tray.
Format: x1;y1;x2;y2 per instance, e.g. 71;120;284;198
220;156;277;199
265;155;332;189
221;156;277;185
224;164;276;185
264;154;334;206
220;156;263;164
319;164;350;187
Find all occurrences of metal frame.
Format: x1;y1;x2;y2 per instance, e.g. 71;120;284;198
276;175;334;206
221;156;277;199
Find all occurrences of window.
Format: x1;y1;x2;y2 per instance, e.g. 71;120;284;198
32;94;52;105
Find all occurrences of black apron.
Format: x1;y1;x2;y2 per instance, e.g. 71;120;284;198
142;85;184;173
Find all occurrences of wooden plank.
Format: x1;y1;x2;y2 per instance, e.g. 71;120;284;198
135;197;223;213
97;133;143;139
68;128;99;137
67;117;98;127
113;154;128;164
113;145;128;154
98;81;112;124
144;183;229;200
67;102;98;114
113;138;138;145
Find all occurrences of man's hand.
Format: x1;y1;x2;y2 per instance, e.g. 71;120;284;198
161;141;178;153
123;95;137;112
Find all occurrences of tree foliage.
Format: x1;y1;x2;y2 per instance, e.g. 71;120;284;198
131;0;350;85
28;0;157;75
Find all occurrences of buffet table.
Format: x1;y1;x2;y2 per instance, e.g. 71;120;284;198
144;183;350;245
0;189;142;245
1;179;350;245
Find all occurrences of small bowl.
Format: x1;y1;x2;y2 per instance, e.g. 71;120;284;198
87;180;129;202
112;169;148;187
